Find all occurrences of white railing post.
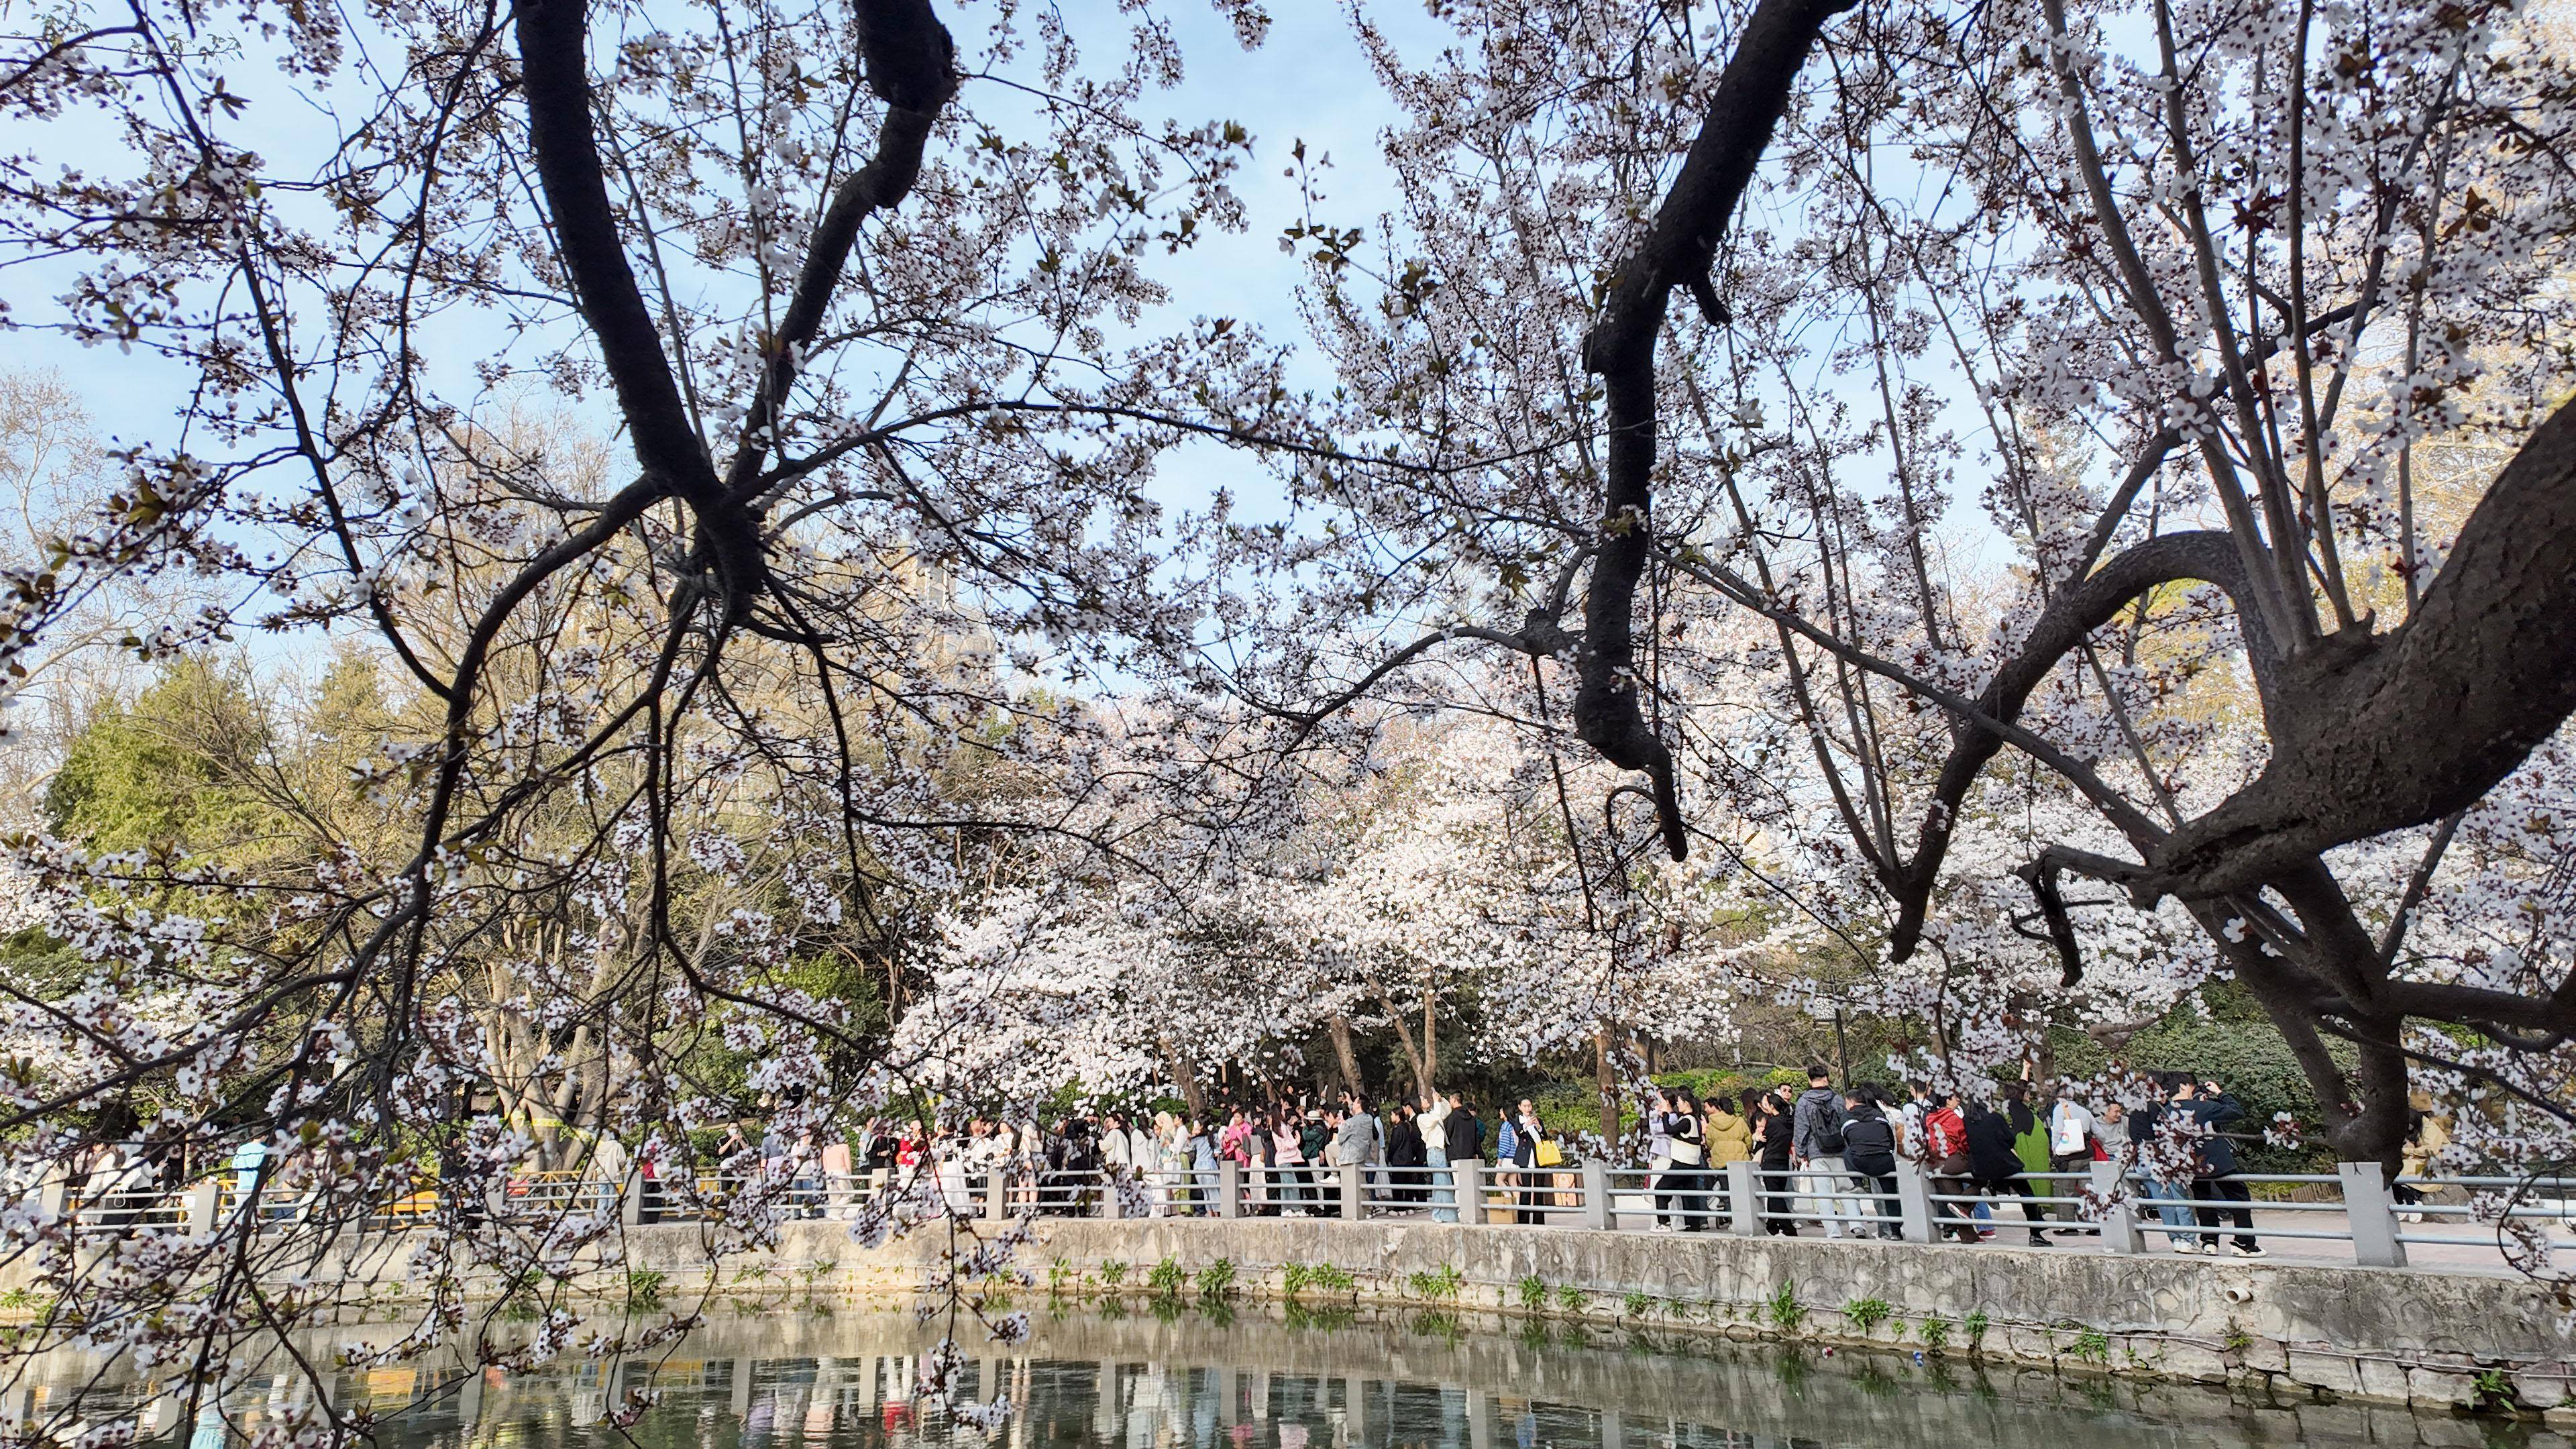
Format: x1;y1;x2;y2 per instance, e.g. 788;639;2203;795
620;1169;644;1229
985;1170;1010;1224
2090;1160;2141;1253
1340;1161;1363;1221
2339;1161;2408;1268
1727;1161;1764;1237
1220;1161;1242;1220
1580;1160;1611;1230
1895;1161;1935;1244
1454;1159;1483;1224
185;1180;221;1238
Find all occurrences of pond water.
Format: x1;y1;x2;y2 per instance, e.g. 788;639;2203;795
5;1303;2542;1449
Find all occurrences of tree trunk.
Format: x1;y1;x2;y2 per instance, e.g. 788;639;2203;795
1160;1035;1205;1119
1595;1029;1619;1150
1327;1013;1365;1102
1422;974;1438;1104
1376;989;1438;1105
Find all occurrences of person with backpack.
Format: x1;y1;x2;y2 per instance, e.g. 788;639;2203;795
1791;1065;1860;1238
1840;1085;1902;1240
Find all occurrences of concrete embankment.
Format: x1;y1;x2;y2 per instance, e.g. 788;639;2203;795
15;1216;2573;1415
612;1216;2575;1414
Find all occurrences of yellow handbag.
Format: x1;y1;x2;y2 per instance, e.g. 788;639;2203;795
1535;1138;1564;1167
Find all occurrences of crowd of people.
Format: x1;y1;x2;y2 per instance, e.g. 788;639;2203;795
812;1091;1532;1223
1630;1067;2263;1254
761;1070;2275;1254
35;1061;2405;1261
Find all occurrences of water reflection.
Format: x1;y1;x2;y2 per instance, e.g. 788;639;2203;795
3;1304;2536;1449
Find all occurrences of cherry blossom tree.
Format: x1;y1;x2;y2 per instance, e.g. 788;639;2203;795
0;0;1372;1429
1267;0;2576;1169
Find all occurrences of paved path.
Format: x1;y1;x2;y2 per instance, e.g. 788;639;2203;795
1317;1197;2568;1277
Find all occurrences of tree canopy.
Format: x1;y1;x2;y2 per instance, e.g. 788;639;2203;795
1;0;2573;1426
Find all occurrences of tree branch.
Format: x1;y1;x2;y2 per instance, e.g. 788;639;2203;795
1574;0;1857;861
514;0;766;615
2146;393;2576;898
722;0;956;504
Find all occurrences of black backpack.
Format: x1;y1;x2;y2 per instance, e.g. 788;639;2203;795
1806;1094;1847;1157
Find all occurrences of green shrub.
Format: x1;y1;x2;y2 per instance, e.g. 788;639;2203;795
1195;1258;1237;1299
2471;1368;2519;1414
1918;1316;1951;1352
1406;1263;1463;1299
1766;1281;1803;1332
2068;1326;2109;1364
1554;1284;1585;1311
1623;1291;1651;1319
624;1270;667;1311
1098;1260;1128;1287
1517;1275;1548;1310
1844;1296;1891;1332
1145;1257;1186;1299
1964;1310;1990;1346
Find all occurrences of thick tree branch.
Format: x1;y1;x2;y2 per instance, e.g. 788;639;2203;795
1574;0;1857;861
2147;394;2576;897
1885;529;2275;960
515;0;767;615
725;0;957;506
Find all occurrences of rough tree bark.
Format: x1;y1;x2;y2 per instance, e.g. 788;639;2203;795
1328;1012;1367;1102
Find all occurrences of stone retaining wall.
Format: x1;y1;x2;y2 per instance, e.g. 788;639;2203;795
15;1216;2572;1415
609;1216;2573;1415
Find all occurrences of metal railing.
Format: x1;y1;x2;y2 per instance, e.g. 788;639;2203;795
56;1154;2569;1277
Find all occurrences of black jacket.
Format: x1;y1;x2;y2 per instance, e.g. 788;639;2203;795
1964;1106;2024;1182
1841;1106;1898;1177
1756;1110;1794;1169
1443;1110;1483;1162
2181;1093;2247;1176
1388;1118;1426;1167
